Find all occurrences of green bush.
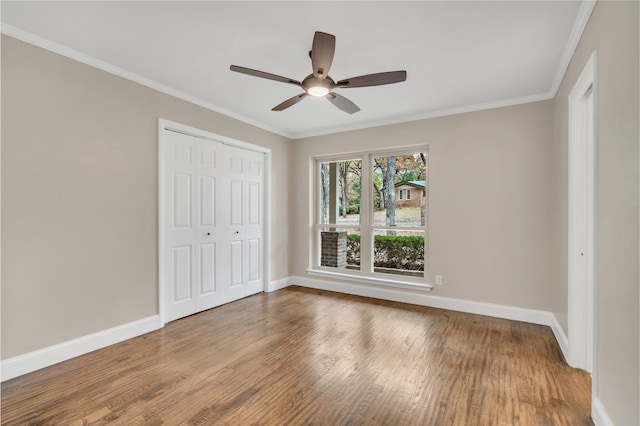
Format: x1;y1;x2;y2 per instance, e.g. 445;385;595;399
346;234;424;271
374;235;424;271
347;234;361;266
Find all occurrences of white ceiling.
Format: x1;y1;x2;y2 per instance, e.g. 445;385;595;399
1;1;591;139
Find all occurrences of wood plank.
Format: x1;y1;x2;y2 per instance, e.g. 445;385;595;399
1;286;592;425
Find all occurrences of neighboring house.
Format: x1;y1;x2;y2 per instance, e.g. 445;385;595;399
394;180;425;208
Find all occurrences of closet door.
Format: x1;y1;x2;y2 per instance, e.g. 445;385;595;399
224;145;264;302
194;137;227;312
162;129;264;323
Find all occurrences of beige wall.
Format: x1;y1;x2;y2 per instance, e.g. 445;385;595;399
292;101;553;311
550;2;639;424
1;36;292;359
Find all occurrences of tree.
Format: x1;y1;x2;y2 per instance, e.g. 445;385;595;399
385;156;396;228
373;157;387;209
418;153;427;226
397;170;419;182
372;174;384;209
338;162;349;218
320;162;330;223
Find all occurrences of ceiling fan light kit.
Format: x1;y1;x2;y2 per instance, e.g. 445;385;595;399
230;31;407;114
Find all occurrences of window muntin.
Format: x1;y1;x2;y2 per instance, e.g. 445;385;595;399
314;149;428;285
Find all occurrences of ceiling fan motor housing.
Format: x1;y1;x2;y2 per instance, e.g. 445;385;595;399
302;74;335;96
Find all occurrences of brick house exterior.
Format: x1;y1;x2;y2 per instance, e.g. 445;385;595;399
394;180;426;208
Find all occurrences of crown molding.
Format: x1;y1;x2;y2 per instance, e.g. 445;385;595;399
1;24;293;139
548;0;597;96
291;91;554;139
3;0;596;142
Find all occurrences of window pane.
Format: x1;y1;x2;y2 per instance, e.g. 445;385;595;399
319;160;362;225
372;153;426;227
372;229;425;277
319;227;360;271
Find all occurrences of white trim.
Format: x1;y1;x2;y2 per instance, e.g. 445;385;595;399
549;1;597;96
567;51;597;372
292;92;553;139
2;10;597;142
1;316;161;382
292;275;554;326
307;269;432;292
550;314;570;363
264;150;272;296
592;397;614;426
158;119;272;155
158;119;271;325
268;277;292;292
312;148;430;286
1;25;291;139
158;120;167;323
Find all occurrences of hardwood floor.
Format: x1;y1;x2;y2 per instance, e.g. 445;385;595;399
1;286;592;425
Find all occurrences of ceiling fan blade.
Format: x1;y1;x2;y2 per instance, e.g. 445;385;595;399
337;71;407;88
272;93;308;111
311;32;336;79
326;92;360;114
230;65;301;86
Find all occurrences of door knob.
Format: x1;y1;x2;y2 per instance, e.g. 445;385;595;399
206;232;211;236
235;231;240;234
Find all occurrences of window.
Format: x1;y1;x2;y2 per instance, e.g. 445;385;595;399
314;149;428;287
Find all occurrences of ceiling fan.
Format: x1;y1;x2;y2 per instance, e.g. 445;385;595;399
230;31;407;114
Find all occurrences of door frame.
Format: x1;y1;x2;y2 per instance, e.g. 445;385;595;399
567;51;597;376
158;118;271;325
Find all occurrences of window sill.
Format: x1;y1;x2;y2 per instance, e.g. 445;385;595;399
306;268;433;292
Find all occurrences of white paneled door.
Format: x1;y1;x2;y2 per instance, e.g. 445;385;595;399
162;129;264;323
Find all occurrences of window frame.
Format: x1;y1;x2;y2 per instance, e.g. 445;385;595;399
309;147;430;290
406;188;411;200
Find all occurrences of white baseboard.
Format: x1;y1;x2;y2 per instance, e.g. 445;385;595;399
290;275;554;326
592;397;614;426
0;276;579;390
550;314;570;362
1;315;162;382
267;276;291;292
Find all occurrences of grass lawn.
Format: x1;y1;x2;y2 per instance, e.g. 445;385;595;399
340;206;423;225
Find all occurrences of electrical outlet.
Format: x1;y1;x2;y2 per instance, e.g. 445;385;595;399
435;275;443;285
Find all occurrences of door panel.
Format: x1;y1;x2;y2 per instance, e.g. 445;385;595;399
173;173;191;228
199;176;216;227
200;243;216;295
173;142;193;166
230;241;243;286
173;246;192;301
229;180;243;226
248;238;260;281
230;156;243;173
248;183;260;225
